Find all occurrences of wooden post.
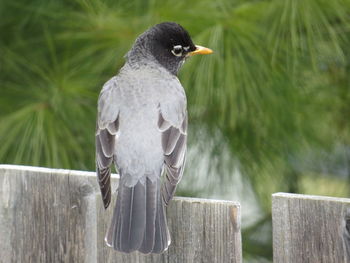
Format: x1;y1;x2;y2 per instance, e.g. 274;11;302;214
272;192;350;263
0;165;242;263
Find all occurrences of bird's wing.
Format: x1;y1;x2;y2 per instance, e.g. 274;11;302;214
96;78;120;209
158;100;187;205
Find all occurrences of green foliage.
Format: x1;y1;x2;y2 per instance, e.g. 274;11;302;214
1;0;350;261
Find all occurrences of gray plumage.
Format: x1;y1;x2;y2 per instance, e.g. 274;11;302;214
96;22;211;254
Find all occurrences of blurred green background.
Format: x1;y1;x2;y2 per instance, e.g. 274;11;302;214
1;0;350;261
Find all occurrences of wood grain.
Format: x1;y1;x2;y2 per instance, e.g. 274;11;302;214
0;165;241;263
272;192;350;263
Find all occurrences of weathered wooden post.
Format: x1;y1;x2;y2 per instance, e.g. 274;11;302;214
0;165;242;263
272;192;350;263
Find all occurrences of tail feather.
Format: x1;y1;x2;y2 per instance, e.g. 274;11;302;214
120;182;146;252
105;193;119;246
139;179;157;253
105;176;170;254
153;191;170;253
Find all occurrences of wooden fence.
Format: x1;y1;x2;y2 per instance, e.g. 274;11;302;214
0;165;349;263
0;165;241;263
272;193;350;263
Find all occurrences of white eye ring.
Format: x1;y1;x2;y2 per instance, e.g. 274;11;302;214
171;45;183;57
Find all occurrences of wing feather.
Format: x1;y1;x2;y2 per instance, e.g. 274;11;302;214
96;79;120;209
162;127;181;155
158;111;187;205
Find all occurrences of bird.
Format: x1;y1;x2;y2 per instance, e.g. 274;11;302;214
96;22;212;254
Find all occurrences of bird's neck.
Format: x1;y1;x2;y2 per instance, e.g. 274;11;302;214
125;36;182;76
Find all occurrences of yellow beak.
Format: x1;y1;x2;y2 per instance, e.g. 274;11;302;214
188;45;213;56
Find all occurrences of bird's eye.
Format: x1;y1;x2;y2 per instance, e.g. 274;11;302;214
171;45;183;57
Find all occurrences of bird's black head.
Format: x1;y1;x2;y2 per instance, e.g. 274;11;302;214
127;22;212;75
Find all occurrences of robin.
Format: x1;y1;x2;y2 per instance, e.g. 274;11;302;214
96;22;212;254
